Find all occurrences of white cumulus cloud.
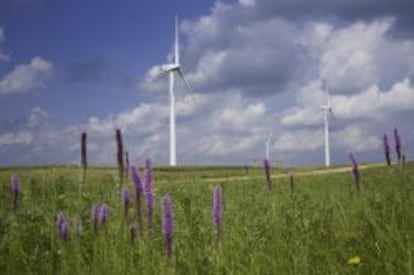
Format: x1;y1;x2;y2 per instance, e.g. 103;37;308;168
0;131;34;146
0;57;53;95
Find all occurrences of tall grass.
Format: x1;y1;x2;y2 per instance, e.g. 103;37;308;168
0;163;413;274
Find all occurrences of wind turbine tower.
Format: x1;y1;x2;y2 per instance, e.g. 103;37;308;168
320;80;334;167
152;16;193;166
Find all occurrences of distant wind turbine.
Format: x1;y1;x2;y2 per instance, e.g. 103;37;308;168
150;16;193;166
320;79;334;167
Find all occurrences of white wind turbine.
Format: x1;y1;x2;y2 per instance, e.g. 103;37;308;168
320;79;334;167
150;16;193;166
265;132;272;160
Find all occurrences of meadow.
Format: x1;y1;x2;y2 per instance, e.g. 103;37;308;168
0;162;413;274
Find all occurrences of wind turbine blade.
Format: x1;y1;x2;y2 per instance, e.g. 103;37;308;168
321;78;327;92
177;68;196;105
329;108;335;119
327;89;331;107
177;68;193;94
175;15;179;65
322;78;331;107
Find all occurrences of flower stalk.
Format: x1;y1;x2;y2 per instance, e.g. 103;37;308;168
162;195;174;263
131;165;143;236
115;129;124;184
349;152;360;192
263;158;272;189
10;175;20;213
122;185;130;220
213;185;223;246
383;134;391;166
144;159;154;238
81;132;87;181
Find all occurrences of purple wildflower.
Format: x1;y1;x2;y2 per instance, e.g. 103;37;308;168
98;204;109;225
91;205;99;235
162;195;174;262
144;159;155;238
56;212;66;229
60;220;69;241
125;151;130;181
394;127;402;163
131;165;143;235
56;212;69;241
131;165;143;193
121;185;130;219
213;185;223;245
10;175;20;212
263;158;272;189
383;134;391;166
349;152;360;192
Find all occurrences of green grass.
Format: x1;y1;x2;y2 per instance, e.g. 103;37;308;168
0;162;413;274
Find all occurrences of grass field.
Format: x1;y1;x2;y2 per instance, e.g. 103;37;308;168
1;162;413;274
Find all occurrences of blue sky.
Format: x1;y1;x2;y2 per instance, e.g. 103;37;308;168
1;0;414;166
0;0;216;120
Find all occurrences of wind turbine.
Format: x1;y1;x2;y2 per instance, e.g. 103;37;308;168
151;16;193;166
320;79;334;167
265;133;272;160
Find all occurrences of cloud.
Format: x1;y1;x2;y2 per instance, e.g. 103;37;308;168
141;5;413;101
280;18;414;132
332;124;382;152
82;103;168;136
208;94;266;131
282;78;414;127
193;134;261;157
0;57;53;95
254;0;414;32
50;91;271;165
141;4;303;96
53;13;414;165
0;131;33;146
239;0;256;7
315;18;411;93
273;123;381;154
27;106;48;128
186;16;303;95
2;1;414;166
294;18;414;95
273;129;324;152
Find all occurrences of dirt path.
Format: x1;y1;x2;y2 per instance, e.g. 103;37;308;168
200;163;384;183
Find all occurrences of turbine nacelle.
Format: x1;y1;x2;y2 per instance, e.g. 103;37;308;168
160;63;180;73
320;105;334;118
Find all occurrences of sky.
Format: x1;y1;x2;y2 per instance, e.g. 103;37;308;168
0;0;413;167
